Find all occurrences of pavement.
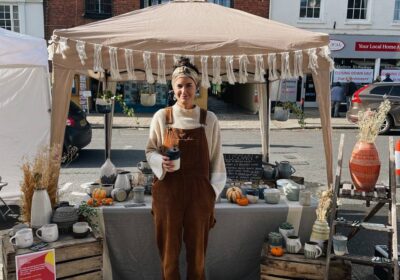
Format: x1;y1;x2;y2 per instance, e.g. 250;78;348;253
86;96;355;130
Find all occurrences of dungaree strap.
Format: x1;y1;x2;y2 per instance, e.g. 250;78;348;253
165;107;173;125
200;108;207;125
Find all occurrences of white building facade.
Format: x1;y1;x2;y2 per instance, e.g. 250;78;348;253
270;0;400;106
0;0;44;38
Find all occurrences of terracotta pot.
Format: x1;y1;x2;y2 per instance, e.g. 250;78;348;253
349;141;380;192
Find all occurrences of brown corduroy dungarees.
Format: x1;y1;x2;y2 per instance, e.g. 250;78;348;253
152;107;216;280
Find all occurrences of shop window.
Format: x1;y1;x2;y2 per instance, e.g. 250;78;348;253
85;0;112;19
0;5;19;32
347;0;368;20
395;0;400;21
299;0;321;18
141;0;232;8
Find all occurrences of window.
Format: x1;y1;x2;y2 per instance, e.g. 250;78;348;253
85;0;112;19
141;0;232;8
0;5;19;32
395;0;400;21
370;85;392;96
347;0;368;20
299;0;321;18
390;86;400;97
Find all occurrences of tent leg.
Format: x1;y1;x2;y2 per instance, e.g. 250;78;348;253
258;82;270;163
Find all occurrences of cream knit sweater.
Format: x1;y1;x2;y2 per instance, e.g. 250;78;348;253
145;104;227;198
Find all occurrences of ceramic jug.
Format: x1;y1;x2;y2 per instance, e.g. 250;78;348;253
263;163;279;180
115;171;131;192
276;161;296;179
283;182;301;201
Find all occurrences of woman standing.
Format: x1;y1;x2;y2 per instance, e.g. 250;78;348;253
146;57;226;280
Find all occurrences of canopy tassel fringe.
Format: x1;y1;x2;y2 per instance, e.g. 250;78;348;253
93;44;104;72
267;53;278;81
307;48;318;74
201;56;210;88
124;49;137;81
319;46;335;71
238;55;249;84
143;51;155;84
225;56;236;85
187;55;195;65
280;52;291;80
293;50;303;78
212;56;222;85
109;47;121;80
56;37;69;59
47;44;55;61
76;40;87;65
173;54;182;65
157;53;167;84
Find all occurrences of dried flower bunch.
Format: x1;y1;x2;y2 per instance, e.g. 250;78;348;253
357;99;391;143
316;189;333;221
20;145;61;223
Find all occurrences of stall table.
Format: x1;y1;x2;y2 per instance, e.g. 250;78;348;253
100;196;316;280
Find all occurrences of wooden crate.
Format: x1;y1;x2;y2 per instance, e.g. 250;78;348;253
2;232;103;280
261;252;351;280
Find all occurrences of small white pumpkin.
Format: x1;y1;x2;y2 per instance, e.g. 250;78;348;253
226;187;242;203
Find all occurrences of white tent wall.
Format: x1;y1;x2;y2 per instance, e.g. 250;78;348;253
0;28;51;203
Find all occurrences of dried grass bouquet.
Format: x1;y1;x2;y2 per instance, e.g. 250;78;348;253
20;145;61;223
316;189;333;221
357;99;391;143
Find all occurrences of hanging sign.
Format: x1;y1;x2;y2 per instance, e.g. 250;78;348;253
16;249;56;280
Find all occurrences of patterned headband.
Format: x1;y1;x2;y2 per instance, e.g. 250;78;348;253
171;66;199;86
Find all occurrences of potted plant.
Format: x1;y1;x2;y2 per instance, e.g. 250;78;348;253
95;90;113;114
77;201;98;232
278;222;295;240
282;102;306;128
310;189;332;247
349;99;391;192
140;88;156;107
273;102;290;122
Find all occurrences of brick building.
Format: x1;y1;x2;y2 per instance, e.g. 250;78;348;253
44;0;269;41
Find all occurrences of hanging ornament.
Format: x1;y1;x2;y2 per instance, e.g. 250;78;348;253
225;56;236;85
267;53;278;81
238;55;249;84
93;44;104;72
254;55;266;82
280;52;291;80
201;56;210;88
109;47;121;80
143;51;155;84
76;40;87;65
293;50;304;78
157;53;167;84
212;56;222;85
124;49;137;81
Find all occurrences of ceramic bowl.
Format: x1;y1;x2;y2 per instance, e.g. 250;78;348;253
264;189;281;204
86;182;101;196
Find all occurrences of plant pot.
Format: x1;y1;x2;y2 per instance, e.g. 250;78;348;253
349;141;380;192
96;98;112;114
310;219;330;242
274;107;289;121
140;93;156;107
31;189;52;228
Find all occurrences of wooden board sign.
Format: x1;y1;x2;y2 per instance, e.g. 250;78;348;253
223;153;263;181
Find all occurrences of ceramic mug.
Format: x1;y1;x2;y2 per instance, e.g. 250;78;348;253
137;160;151;171
9;228;33;248
73;222;92;234
286;235;302;253
333;234;348;256
36;224;59;243
304;241;322;259
284;183;300;201
299;190;311;206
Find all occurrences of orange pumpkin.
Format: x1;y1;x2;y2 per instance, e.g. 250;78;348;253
226;187;242;203
270;246;284;257
236;197;249;206
92;188;107;200
87;198;101;207
101;198;114;206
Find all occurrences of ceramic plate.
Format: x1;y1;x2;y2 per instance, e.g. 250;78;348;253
276;179;291;187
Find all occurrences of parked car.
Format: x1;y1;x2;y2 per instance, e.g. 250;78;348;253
346;82;400;134
63;101;92;160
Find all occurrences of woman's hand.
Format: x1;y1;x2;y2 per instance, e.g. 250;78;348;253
162;156;175;172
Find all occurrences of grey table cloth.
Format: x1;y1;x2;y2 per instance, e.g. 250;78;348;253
100;197;316;280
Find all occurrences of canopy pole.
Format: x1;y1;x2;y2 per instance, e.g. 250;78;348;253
258;81;270;164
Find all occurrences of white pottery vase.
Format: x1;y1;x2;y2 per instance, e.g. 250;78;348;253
310;219;330;245
115;171;131;192
30;189;52;228
100;158;117;184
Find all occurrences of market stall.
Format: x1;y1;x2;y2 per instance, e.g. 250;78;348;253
49;0;334;188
